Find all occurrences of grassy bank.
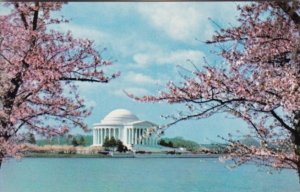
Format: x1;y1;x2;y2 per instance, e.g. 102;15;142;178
24;153;108;158
19;144;107;157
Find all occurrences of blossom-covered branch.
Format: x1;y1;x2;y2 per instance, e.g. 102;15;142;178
129;1;300;180
0;2;119;165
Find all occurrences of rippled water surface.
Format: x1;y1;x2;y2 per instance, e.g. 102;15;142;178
0;158;299;192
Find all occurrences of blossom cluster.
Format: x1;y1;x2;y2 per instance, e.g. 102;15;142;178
0;2;118;160
131;2;300;170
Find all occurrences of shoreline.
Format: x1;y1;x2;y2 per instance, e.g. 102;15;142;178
19;144;222;159
24;152;220;159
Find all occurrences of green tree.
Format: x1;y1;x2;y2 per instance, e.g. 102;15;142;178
159;139;166;146
160;140;174;148
78;136;85;146
103;137;118;151
26;133;36;144
109;136;117;147
116;140;127;152
66;134;74;145
71;137;79;146
103;137;110;148
159;137;200;151
168;141;174;148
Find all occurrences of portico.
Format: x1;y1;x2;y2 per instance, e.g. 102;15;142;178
93;109;159;149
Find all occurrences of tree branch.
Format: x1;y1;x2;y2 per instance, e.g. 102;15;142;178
271;110;295;133
165;103;225;128
32;2;39;31
59;77;108;83
15;3;28;30
277;1;300;26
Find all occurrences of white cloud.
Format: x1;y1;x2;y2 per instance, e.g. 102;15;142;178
55;22;165;61
107;71;163;97
113;87;150;97
91;70;165;99
157;50;205;66
137;3;239;43
54;23;108;43
132;49;205;68
133;54;151;68
54;2;240;102
125;71;161;85
112;35;163;58
123;87;151;96
137;3;211;42
83;98;97;108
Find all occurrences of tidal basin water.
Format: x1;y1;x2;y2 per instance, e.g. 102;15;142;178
0;158;299;192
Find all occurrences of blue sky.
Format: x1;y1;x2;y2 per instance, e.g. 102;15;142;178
2;2;250;144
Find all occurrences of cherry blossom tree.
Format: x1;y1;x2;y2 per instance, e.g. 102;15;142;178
0;2;118;166
129;1;300;180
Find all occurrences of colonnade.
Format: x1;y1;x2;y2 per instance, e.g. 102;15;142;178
93;128;120;145
93;127;157;146
126;128;157;146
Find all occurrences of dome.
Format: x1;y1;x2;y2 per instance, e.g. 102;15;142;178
101;109;139;124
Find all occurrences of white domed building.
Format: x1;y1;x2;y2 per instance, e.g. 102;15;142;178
93;109;159;149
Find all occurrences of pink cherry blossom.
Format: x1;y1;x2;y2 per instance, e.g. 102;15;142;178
130;2;300;181
0;2;118;166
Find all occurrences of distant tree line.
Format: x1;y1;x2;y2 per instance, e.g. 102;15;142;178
34;134;93;146
70;136;86;147
24;133;37;144
159;139;174;148
159;137;200;151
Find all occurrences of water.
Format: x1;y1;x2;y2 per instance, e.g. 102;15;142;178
0;158;299;192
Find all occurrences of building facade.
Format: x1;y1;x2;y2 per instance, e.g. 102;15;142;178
93;109;159;149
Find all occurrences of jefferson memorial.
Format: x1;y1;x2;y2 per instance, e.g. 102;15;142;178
93;109;159;149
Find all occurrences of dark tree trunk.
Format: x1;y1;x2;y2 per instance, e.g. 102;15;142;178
295;143;300;182
295;142;300;183
0;152;3;169
293;111;300;183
